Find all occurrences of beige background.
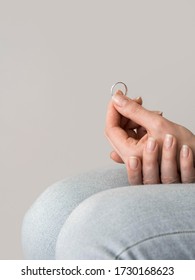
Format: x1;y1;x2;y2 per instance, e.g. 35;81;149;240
0;0;195;259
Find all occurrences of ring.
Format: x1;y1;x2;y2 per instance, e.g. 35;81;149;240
111;82;128;96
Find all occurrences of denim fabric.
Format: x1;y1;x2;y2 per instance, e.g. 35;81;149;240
21;166;195;259
21;166;128;259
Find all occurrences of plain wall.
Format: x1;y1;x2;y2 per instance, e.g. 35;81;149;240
0;0;195;259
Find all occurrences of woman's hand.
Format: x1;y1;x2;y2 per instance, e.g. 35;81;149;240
127;134;195;185
105;91;195;174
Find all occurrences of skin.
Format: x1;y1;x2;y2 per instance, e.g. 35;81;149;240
125;135;195;185
105;91;195;185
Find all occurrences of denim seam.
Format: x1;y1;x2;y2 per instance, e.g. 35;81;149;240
115;230;195;260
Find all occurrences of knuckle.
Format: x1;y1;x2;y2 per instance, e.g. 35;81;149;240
127;173;140;185
152;115;165;130
128;175;137;183
143;177;159;185
182;176;195;183
161;176;180;184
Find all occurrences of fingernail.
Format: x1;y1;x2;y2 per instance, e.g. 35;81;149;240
153;111;163;116
146;137;156;152
112;91;129;106
182;145;189;158
164;134;173;148
129;157;139;170
157;111;163;116
135;96;142;105
135;96;142;101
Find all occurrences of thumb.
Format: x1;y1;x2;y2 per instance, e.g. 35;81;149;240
112;91;159;129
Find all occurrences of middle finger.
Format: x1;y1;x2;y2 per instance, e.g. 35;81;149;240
143;137;160;184
161;134;180;184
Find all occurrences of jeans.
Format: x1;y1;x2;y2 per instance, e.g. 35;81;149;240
21;166;195;259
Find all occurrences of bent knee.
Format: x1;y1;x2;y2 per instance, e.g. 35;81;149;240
56;185;195;259
22;166;127;259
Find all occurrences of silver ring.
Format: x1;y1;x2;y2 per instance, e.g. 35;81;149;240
111;82;128;96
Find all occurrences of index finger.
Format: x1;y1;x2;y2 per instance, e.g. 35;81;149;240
112;91;160;130
105;100;137;153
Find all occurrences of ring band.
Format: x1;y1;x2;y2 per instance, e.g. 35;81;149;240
111;82;128;96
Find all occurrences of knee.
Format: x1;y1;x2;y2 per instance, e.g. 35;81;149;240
55;185;195;260
21;166;128;259
21;166;127;259
55;189;119;259
55;187;140;259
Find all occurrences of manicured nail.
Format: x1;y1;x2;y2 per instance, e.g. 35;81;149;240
135;96;142;101
181;145;189;158
146;137;156;152
129;157;139;170
112;91;129;106
164;134;173;148
135;96;142;105
152;111;163;116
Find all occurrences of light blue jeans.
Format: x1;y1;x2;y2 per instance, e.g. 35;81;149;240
21;166;195;259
